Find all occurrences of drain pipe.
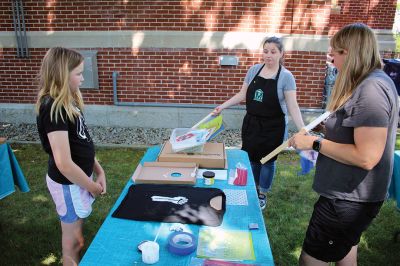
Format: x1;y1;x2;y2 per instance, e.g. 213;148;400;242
12;0;29;58
112;71;119;105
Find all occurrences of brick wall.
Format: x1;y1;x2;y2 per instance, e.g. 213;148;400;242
1;1;395;34
0;47;326;107
0;0;396;108
328;0;396;34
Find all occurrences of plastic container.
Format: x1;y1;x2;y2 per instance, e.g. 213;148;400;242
169;128;208;153
203;171;215;185
383;58;400;95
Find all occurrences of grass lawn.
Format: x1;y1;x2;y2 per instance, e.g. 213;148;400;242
268;152;400;265
0;143;400;265
0;144;146;265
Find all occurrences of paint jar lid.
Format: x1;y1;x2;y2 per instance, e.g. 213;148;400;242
202;171;215;178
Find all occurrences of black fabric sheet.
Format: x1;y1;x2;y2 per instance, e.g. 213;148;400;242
112;184;226;226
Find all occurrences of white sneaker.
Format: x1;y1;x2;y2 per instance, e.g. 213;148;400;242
258;194;267;210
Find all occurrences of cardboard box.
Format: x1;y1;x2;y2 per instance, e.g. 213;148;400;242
132;161;197;185
158;141;227;169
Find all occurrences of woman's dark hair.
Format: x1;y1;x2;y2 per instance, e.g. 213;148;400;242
263;37;284;52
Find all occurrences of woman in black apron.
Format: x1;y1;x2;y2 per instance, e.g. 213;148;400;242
213;37;304;210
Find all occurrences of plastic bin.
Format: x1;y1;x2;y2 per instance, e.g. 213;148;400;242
383;59;400;127
383;58;400;96
169;128;209;153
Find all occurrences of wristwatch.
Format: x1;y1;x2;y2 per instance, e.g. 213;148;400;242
312;137;323;152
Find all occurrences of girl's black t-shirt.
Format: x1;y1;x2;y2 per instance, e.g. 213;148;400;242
37;96;95;184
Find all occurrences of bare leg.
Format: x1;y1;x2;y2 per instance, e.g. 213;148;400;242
61;219;84;266
299;250;329;266
336;245;357;266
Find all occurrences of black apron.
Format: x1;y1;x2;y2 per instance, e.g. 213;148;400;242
241;64;285;163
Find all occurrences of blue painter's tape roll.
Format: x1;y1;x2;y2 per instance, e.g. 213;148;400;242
167;232;197;256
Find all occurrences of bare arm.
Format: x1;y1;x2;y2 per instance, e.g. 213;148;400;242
289;126;387;170
47;131;103;196
212;82;248;114
284;90;305;131
93;157;107;194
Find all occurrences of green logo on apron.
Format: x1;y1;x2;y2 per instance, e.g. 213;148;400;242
253;89;263;102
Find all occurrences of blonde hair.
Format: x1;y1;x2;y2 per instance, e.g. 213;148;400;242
35;47;84;123
327;23;382;111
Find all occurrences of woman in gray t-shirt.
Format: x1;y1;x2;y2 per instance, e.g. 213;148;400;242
290;23;399;265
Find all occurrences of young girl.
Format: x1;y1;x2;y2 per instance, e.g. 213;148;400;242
36;47;106;265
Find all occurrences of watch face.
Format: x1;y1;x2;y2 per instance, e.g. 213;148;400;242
313;139;321;151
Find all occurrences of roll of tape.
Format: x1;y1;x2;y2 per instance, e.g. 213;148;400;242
167;232;197;256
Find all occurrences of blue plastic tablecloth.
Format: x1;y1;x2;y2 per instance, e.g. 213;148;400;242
389;150;400;210
0;143;29;199
80;146;274;266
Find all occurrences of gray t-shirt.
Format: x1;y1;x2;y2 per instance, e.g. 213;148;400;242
313;69;399;202
244;63;296;118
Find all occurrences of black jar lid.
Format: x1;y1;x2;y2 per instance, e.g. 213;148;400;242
202;171;215;178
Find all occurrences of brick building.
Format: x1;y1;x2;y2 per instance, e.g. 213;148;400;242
0;0;397;128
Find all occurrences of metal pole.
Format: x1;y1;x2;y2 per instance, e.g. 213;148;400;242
19;0;29;57
11;1;21;57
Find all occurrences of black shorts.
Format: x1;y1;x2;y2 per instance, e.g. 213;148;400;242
303;196;383;262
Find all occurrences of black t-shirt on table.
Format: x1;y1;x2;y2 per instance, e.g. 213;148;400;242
112;184;226;227
37;96;95;184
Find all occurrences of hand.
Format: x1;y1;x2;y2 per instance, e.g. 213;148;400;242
95;171;107;195
289;132;317;151
90;182;104;197
212;106;223;116
93;158;106;195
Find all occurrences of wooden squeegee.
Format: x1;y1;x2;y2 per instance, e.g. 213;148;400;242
260;111;331;164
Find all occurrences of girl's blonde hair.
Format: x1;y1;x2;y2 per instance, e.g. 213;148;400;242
327;23;382;111
35;47;84;123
